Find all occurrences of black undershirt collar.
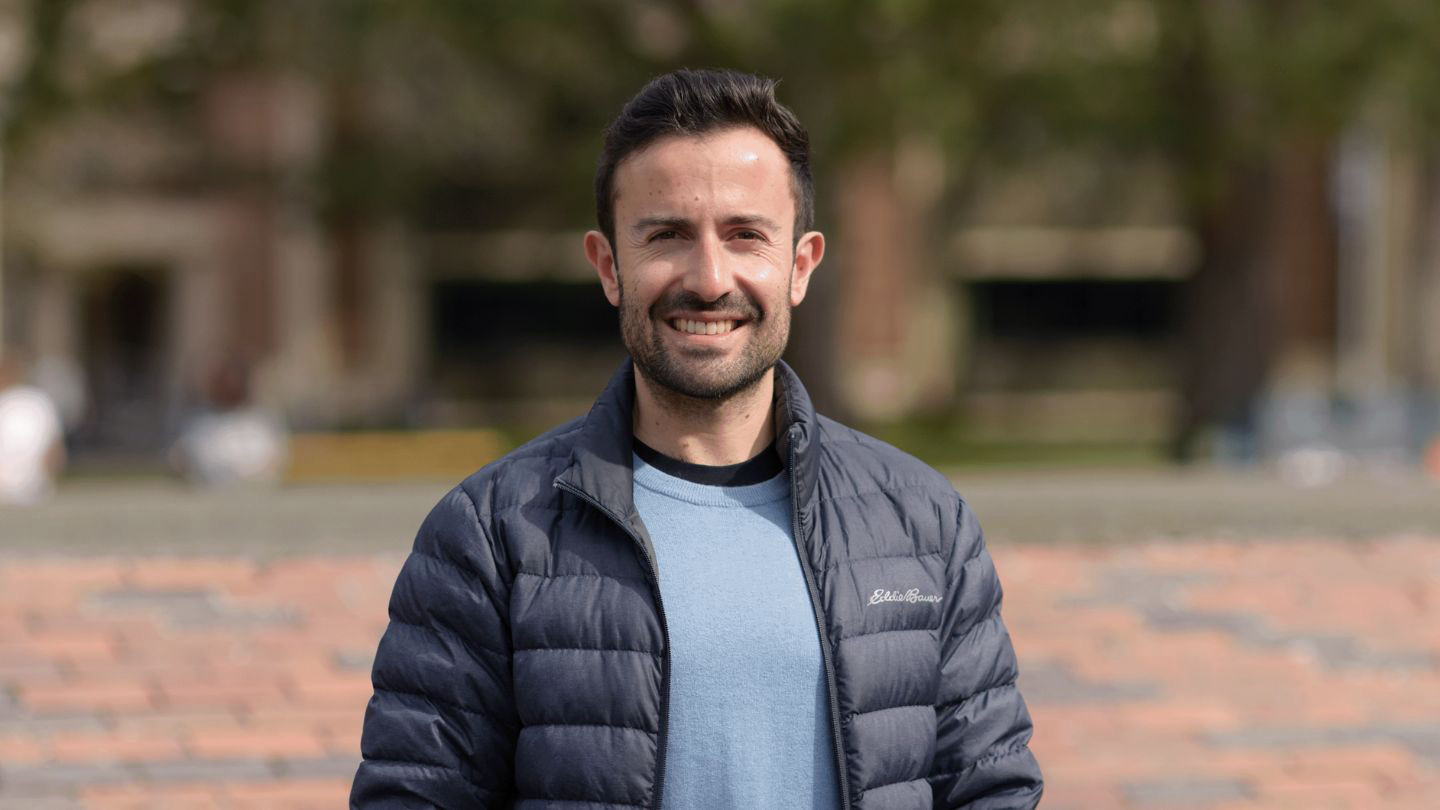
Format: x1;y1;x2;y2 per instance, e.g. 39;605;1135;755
632;437;784;487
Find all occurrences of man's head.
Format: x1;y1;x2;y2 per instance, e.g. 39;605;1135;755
584;69;825;402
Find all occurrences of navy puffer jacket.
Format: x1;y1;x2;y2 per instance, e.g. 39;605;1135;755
352;360;1042;809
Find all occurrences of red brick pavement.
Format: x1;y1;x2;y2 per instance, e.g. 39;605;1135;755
2;536;1438;808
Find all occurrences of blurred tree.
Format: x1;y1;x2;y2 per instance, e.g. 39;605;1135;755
1146;0;1357;458
907;0;1439;456
1140;0;1435;458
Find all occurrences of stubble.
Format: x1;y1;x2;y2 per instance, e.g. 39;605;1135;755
617;279;791;405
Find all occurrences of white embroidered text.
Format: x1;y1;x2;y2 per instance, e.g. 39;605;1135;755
868;588;943;606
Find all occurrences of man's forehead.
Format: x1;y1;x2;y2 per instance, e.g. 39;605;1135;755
626;125;784;165
612;127;794;219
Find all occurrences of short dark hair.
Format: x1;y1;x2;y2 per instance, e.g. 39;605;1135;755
594;68;814;248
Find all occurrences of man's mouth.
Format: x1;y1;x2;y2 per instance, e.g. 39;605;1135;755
669;318;741;336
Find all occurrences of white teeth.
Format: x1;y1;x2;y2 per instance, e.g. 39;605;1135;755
672;319;736;335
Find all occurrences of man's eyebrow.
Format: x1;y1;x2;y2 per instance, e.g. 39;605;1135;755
723;214;783;231
630;216;691;233
629;214;784;233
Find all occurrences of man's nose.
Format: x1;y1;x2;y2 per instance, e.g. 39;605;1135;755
681;232;736;302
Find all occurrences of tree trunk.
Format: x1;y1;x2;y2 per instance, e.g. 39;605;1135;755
827;148;953;424
1173;138;1339;460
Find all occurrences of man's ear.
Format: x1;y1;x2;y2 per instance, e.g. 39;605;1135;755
789;230;825;307
585;231;622;307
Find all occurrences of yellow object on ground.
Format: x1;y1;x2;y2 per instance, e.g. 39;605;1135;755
285;429;508;483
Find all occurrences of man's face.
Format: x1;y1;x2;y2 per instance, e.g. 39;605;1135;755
585;126;824;401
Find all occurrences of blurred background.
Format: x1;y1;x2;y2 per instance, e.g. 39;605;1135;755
0;0;1438;475
0;1;1438;808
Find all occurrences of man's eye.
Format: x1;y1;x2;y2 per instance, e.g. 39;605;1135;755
735;230;763;241
650;230;680;242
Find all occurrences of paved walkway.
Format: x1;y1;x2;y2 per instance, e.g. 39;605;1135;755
5;469;1437;554
1007;535;1440;809
1;477;1437;807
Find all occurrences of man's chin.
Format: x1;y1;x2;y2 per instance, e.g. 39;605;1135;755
634;357;773;403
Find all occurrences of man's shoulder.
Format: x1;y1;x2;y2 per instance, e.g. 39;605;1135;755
812;414;957;501
449;415;587;519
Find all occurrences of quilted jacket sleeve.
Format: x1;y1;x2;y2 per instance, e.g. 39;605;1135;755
351;485;518;809
929;497;1043;808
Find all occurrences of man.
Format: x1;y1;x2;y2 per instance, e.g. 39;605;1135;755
353;69;1042;809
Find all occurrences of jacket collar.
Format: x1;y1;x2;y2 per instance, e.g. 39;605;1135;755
554;358;820;521
773;359;819;510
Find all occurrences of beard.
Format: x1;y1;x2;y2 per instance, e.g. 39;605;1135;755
618;282;791;402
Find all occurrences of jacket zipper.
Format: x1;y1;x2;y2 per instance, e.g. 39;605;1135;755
789;436;853;810
554;480;672;810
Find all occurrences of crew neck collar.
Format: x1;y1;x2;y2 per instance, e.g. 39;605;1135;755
632;437;783;487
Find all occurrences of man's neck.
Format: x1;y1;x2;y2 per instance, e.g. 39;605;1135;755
631;369;777;466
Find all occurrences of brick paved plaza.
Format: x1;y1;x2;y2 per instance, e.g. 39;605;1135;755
1;474;1437;808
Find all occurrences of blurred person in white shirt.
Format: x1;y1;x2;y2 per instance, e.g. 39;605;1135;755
0;355;65;506
170;357;288;487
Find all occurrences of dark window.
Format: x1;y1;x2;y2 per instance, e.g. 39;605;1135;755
431;281;618;348
428;281;624;402
970;279;1177;340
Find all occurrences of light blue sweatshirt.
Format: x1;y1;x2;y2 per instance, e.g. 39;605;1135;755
632;455;840;810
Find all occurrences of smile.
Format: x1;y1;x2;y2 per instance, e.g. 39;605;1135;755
670;318;740;336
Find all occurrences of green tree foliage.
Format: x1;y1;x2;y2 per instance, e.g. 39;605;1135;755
8;1;1438;222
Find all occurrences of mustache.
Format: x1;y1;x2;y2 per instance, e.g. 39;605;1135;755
652;291;762;321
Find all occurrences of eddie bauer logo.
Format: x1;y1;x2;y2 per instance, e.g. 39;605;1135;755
868;588;943;606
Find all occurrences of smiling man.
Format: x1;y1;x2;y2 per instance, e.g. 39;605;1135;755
352;69;1043;810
